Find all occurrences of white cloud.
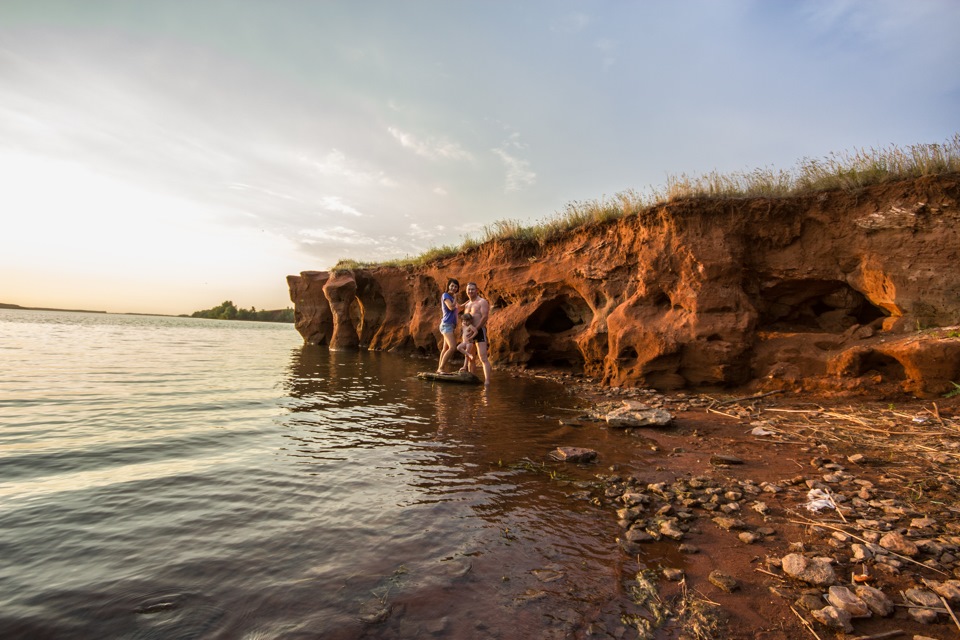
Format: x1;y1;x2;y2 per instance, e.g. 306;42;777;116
300;226;377;246
432;186;448;196
302;149;397;187
388;126;472;161
595;38;618;70
492;133;536;192
319;195;363;217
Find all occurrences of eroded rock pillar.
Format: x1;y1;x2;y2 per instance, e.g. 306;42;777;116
323;271;360;350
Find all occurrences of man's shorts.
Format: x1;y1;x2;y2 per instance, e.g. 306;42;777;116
471;327;488;344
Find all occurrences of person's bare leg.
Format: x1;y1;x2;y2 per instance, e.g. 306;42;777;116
475;341;491;385
438;332;456;372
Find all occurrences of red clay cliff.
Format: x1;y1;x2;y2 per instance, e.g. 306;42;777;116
287;174;960;398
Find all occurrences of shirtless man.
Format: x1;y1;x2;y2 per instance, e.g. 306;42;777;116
462;282;492;385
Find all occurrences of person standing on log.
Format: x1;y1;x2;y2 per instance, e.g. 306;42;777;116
436;278;460;373
461;282;492;385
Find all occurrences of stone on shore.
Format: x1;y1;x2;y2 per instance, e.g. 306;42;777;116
811;605;853;633
827;586;871;617
879;531;919;557
551;447;598;463
708;570;739;593
604;402;673;428
781;554;836;586
854;584;894;617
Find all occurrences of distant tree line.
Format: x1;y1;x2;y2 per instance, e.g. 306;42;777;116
189;300;294;323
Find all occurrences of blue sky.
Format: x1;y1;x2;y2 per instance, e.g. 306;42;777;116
1;0;958;314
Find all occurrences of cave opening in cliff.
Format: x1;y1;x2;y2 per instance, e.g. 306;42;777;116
857;351;906;381
757;279;887;332
523;293;593;368
525;294;593;334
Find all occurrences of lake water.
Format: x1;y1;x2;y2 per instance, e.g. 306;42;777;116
0;310;652;639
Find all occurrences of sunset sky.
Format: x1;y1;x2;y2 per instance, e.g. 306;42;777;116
2;1;958;315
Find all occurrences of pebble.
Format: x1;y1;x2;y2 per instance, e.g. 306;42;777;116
662;567;684;581
708;570;739;592
811;605;853;632
854;584;894;617
880;531;920;557
826;585;871;617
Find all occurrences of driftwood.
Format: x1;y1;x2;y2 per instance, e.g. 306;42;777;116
417;370;482;385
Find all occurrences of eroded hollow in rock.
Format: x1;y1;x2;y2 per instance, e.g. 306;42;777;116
757;279;887;332
524;293;594;367
857;351;907;381
353;278;387;348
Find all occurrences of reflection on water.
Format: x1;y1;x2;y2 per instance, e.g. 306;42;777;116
0;310;647;639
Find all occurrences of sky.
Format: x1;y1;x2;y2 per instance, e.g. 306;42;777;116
1;1;958;315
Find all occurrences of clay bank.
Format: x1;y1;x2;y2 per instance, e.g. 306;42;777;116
287;173;960;398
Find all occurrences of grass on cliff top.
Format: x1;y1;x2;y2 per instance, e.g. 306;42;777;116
333;133;960;271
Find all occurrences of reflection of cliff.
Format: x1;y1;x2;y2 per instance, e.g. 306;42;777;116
288;175;960;397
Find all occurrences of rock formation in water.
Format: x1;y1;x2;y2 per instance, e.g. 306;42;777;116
287;174;960;397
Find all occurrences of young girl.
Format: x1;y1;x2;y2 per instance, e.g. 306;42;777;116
456;312;478;368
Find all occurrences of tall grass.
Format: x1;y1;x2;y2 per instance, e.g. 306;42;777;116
331;134;959;271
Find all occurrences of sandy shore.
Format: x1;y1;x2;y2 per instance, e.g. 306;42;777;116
527;369;960;639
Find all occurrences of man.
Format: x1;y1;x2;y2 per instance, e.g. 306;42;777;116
462;282;492;385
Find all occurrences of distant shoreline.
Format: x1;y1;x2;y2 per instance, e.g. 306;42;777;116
1;303;107;314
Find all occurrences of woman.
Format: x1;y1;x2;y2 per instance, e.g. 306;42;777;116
436;278;460;373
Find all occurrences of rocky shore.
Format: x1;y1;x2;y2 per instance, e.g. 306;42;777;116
536;371;960;639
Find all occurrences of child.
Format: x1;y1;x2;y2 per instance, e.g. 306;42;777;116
457;312;478;368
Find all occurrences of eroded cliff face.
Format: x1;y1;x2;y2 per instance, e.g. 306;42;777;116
287;174;960;397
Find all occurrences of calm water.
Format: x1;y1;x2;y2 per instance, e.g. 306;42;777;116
0;310;649;639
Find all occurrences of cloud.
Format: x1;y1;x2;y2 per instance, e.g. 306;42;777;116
302;149;397;187
299;226;377;246
595;38;618;70
319;195;363;217
432;186;448;196
388;126;472;161
492;133;536;192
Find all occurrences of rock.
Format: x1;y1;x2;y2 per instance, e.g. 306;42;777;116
708;571;739;593
905;588;941;608
811;605;853;633
738;531;760;544
827;586;871;617
855;584;894;617
781;554;836;586
621;492;649;507
710;454;744;466
552;446;597;463
662;567;684;581
794;594;825;611
678;543;700;554
923;579;960;604
658;519;685;540
605;404;673;428
624;528;655;543
909;607;940;624
851;543;874;561
880;531;920;557
712;516;748;531
616;507;643;523
911;516;937;529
